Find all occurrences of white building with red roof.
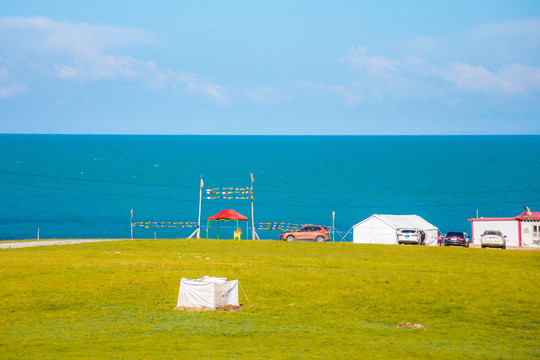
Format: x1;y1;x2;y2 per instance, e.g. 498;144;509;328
469;209;540;247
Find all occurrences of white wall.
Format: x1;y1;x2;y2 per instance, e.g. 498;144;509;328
520;221;540;247
424;229;439;246
353;217;397;244
471;220;519;246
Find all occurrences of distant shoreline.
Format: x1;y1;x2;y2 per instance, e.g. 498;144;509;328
1;133;539;137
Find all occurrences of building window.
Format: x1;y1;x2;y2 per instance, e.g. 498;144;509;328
534;225;539;238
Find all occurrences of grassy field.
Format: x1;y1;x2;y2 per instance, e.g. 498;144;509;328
0;239;538;359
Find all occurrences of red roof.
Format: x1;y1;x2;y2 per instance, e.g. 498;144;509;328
208;209;248;221
515;211;540;221
469;210;540;222
469;217;514;222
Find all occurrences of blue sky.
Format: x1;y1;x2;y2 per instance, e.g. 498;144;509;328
0;1;539;135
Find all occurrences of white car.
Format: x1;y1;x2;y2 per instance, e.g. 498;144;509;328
481;230;506;249
397;229;425;245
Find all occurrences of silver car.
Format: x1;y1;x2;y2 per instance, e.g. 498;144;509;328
481;230;506;249
397;229;425;245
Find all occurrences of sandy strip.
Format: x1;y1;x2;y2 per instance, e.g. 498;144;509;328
0;239;127;249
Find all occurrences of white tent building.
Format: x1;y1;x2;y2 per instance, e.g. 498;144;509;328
352;214;439;246
177;276;239;309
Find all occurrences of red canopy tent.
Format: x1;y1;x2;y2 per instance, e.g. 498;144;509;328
207;209;249;240
208;209;248;221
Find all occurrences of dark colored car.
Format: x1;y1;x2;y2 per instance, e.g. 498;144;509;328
444;232;470;247
279;225;330;242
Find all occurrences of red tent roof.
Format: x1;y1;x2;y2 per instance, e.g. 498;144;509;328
208;209;248;221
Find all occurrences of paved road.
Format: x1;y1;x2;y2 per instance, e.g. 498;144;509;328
0;239;126;249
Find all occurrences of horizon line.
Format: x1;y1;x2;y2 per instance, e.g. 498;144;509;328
0;133;539;137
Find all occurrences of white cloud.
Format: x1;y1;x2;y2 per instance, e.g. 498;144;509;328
435;62;540;95
326;84;364;105
0;66;28;98
0;16;226;103
333;17;540;104
341;46;400;75
470;17;540;43
330;47;420;103
436;63;511;93
0;82;27;98
174;71;228;104
0;16;157;62
245;85;295;105
499;63;540;92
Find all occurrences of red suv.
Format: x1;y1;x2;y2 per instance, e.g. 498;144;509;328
279;225;330;242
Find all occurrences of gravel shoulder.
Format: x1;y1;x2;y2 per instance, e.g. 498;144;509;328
0;239;127;249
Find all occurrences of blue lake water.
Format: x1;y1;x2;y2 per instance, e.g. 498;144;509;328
0;135;538;240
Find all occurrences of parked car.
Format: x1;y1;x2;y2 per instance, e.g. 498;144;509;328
444;231;470;247
397;229;425;245
279;225;330;242
481;230;506;249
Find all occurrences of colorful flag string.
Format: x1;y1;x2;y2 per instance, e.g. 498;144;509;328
132;221;198;228
202;187;253;200
133;221;331;231
203;196;253;200
257;222;333;231
204;187;252;195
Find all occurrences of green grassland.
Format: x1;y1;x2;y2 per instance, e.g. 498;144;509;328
0;239;538;359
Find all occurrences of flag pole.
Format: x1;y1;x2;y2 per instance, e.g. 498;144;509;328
250;173;256;240
197;175;203;239
130;208;133;240
332;211;335;242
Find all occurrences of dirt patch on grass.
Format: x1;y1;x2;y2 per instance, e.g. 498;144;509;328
397;322;425;329
173;305;242;312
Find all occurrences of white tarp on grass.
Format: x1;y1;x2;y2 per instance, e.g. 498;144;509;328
177;276;239;309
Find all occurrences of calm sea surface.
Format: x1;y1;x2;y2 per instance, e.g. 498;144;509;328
0;135;539;240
